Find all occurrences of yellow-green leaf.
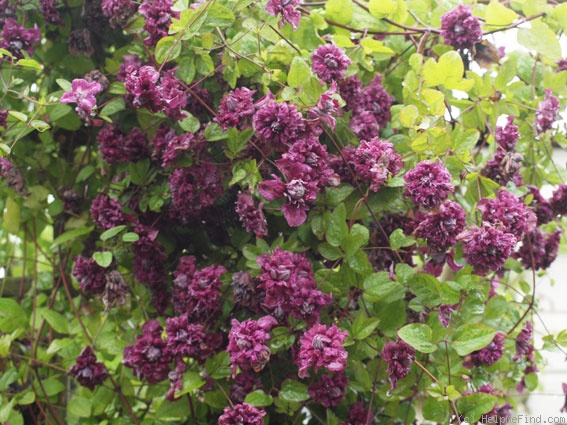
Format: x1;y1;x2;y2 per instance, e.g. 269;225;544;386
368;0;396;18
518;21;561;60
3;197;20;234
325;0;352;25
485;0;518;27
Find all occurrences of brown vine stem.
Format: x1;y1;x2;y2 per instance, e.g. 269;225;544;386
56;252;141;425
483;12;546;35
322;127;405;263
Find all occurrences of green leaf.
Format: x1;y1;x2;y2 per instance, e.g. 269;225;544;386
205;122;228;141
122;232;140;242
389;228;414;250
326;203;348;247
174;371;205;397
368;0;396;18
202;4;235;29
318;242;343;261
100;225;127;241
288;57;311;88
409;273;441;307
517;21;561;60
363;271;405;303
351;313;380;340
452;324;496;356
0;330;23;357
179;113;201;133
485;0;518;27
347;250;372;274
93;251;113;268
399;105;419;127
341;223;369;257
68;396;92;417
420;88;445;116
280;380;309;402
457;393;497;423
16;58;43;71
0;299;26;332
39;309;69;334
325;184;355;205
422;396;450;422
30;120;51;132
40;377;65;397
244;390;274;407
398;324;437;353
56;78;72;92
129;158;151;185
100;97;125;118
3;196;20;234
8;111;27;122
52;226;94;247
325;0;352;24
155;36;181;64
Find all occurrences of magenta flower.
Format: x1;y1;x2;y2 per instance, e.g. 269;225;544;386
458;222;517;275
465;333;505;367
348;77;393;140
69;346;108;391
557;59;567;72
404;160;454;209
308;371;348;407
235;192;268;239
345;401;373;425
297;323;348;378
72;256;107;294
440;5;483;51
346;138;403;192
171;256;226;319
482;149;524;186
0;18;41;59
550;184;567;216
169;163;224;223
101;0;137;27
40;0;64;26
90;194;127;230
514;322;534;361
438;304;458;328
218;403;266;425
259;163;318;227
266;0;301;30
123;320;172;384
227;315;277;374
525;186;553;225
165;314;221;363
382;339;415;391
253;95;306;152
138;0;179;46
495;116;519;151
311;44;351;83
60;79;102;123
535;89;560;134
257;247;322;311
0;157;13;178
216;87;257;131
478;189;535;239
515;229;560;271
415;200;466;251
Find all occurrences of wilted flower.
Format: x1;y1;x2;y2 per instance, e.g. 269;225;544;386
515;229;561;271
550;184;567;216
40;0;64;25
101;0;137;27
440;5;482;51
266;0;301;30
382;339;415;391
514;322;534;361
68;29;95;58
235;192;268;239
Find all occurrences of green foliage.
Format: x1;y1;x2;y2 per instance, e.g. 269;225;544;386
1;0;566;423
